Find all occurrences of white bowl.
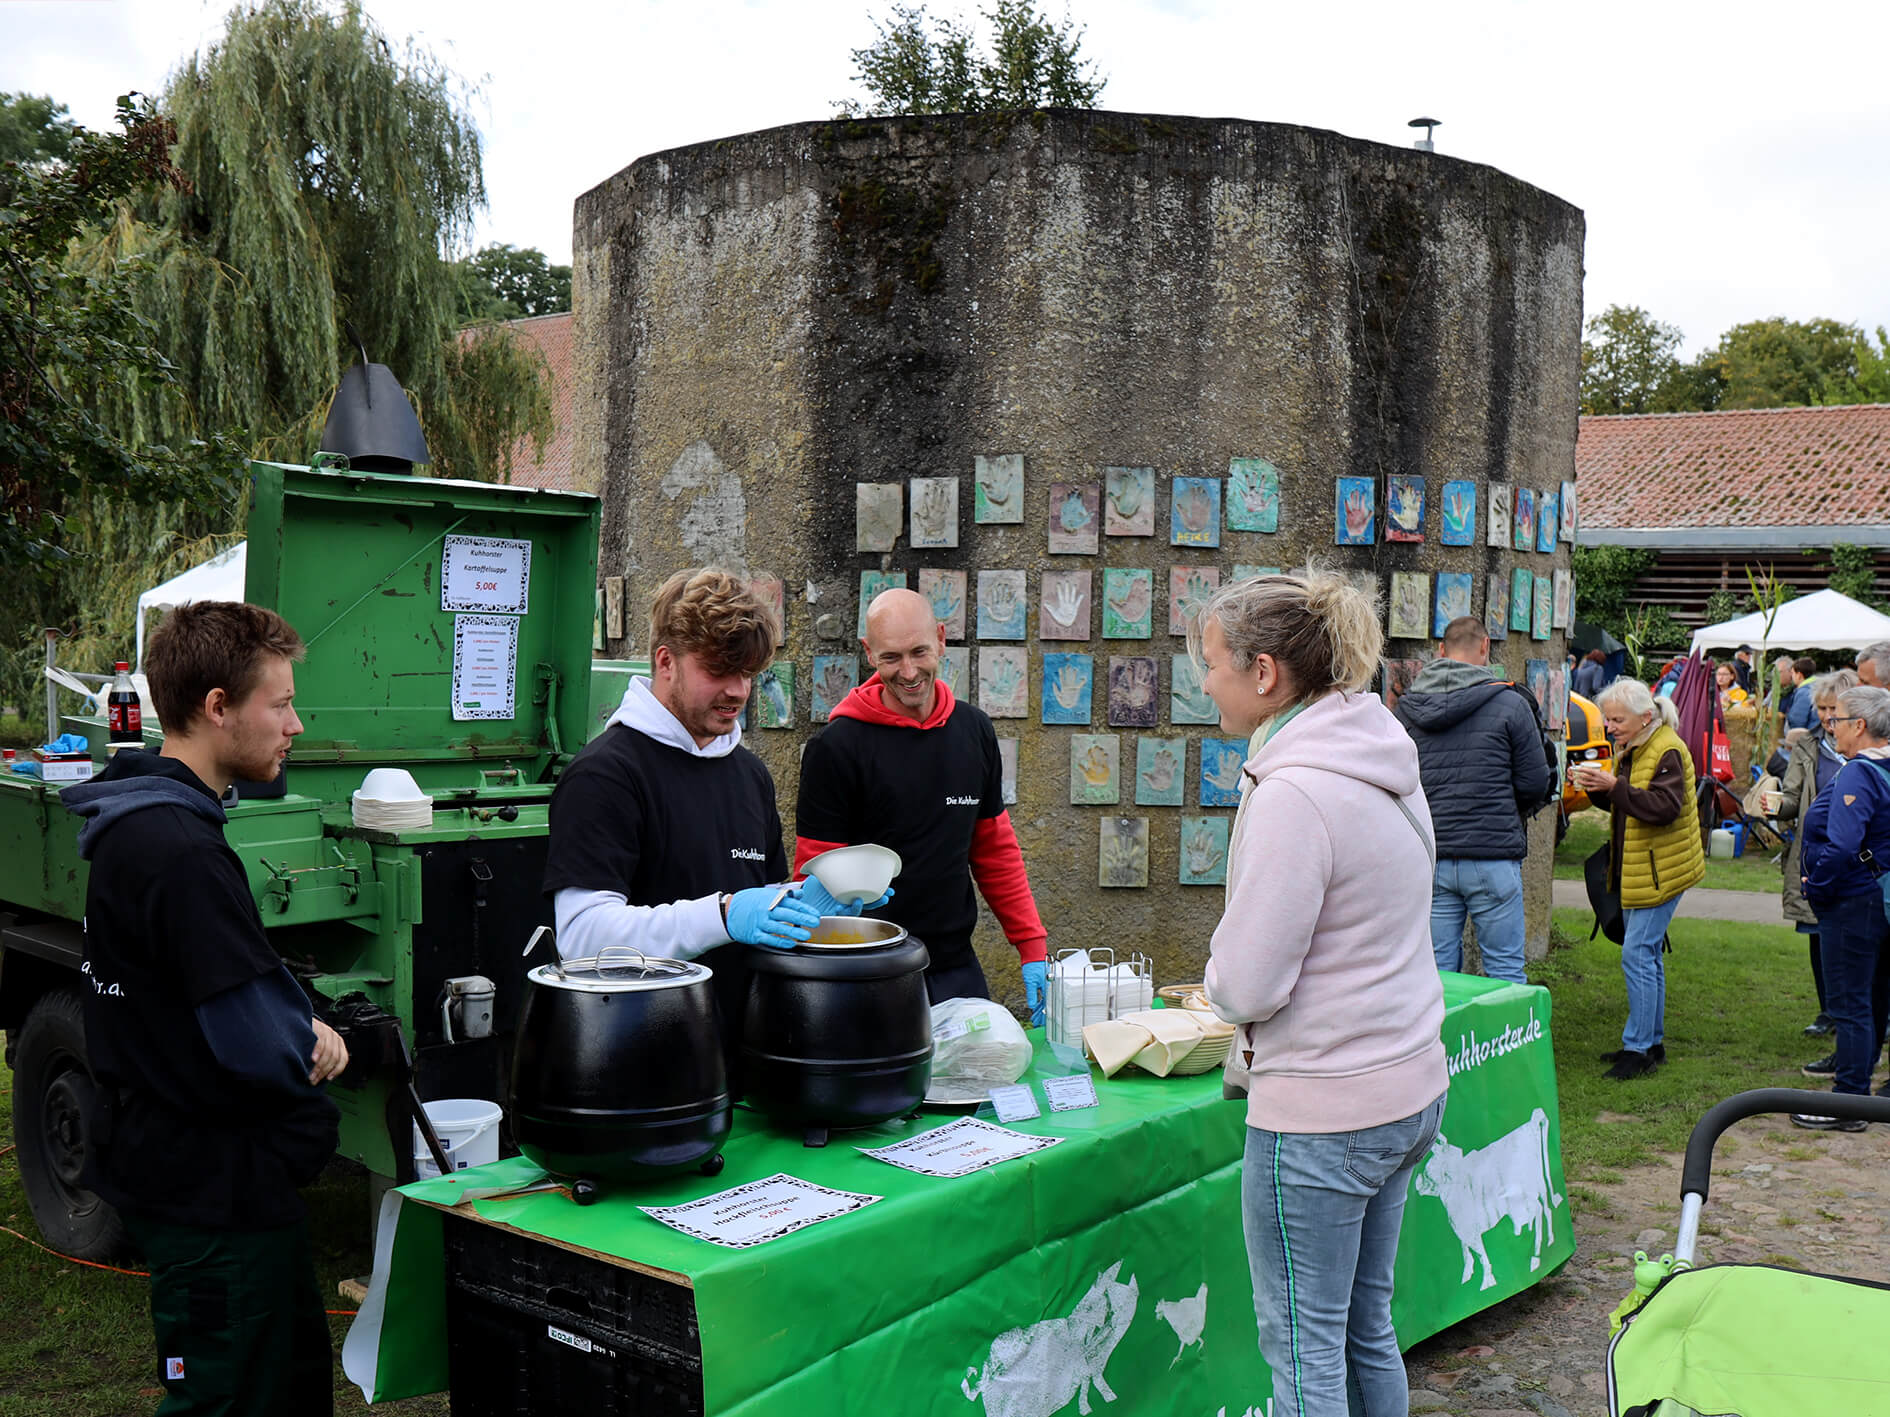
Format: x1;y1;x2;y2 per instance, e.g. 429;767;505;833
358;767;429;802
802;843;902;905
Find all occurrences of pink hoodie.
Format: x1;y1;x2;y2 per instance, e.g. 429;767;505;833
1206;689;1449;1134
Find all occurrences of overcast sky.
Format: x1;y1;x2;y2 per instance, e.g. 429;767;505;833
7;0;1888;357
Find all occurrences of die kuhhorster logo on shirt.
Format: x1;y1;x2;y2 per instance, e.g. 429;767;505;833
945;795;980;807
729;847;765;861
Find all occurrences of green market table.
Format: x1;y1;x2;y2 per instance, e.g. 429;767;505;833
345;974;1573;1414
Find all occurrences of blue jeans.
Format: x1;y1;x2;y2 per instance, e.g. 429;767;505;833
1241;1095;1447;1417
1816;891;1889;1095
1429;858;1526;983
1620;895;1683;1053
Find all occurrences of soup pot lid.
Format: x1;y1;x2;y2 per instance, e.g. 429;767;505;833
529;947;712;993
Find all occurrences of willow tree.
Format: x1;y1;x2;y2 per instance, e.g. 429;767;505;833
8;1;551;730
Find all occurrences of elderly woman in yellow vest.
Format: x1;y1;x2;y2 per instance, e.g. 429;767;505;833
1570;679;1706;1080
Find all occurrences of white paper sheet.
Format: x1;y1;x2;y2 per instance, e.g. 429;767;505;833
639;1173;882;1249
858;1116;1062;1178
451;614;519;720
441;534;531;614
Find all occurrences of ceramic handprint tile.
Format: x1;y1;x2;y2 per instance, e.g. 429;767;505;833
1169;565;1221;636
1380;658;1423;710
1169;654;1219;725
1509;568;1533;633
1098;817;1149;888
936;646;966;698
1231;565;1281;581
746;575;786;641
1513;488;1536;552
1039;569;1093;641
973;454;1024;524
997;737;1018;805
977;646;1029;718
1525;659;1550;718
1487;483;1511;548
1440;480;1477;547
810;655;859;722
1199;738;1247;808
1386;474;1425;543
918;568;968;640
1532;574;1553;640
1069;734;1121;806
1552;569;1573;629
1103;466;1155;537
857;570;908;637
1485;575;1509;642
1106;655;1159;727
856;483;902;553
1048;482;1101;555
1178;815;1230;886
1170;477;1222;548
1558;480;1577;542
1135;736;1186;807
1041;653;1094;725
976;569;1028;640
1101;568;1153;639
1335;476;1375;545
1433;572;1473;637
909;477;959;549
1387;571;1429;640
1536;492;1558;553
1225;458;1281;533
754;663;794;729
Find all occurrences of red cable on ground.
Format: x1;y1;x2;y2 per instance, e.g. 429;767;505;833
0;1222;151;1277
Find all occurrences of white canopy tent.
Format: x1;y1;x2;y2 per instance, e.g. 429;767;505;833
134;541;247;669
1689;587;1890;655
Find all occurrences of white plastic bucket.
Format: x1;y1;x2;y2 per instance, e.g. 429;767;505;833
412;1098;502;1180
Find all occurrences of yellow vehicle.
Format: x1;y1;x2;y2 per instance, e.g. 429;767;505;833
1562;691;1611;816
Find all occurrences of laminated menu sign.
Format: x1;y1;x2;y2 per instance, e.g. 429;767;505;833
1041;1073;1099;1112
451;615;519;721
639;1173;882;1249
441;534;531;614
858;1116;1062;1178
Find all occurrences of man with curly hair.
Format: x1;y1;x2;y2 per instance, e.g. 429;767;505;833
544;569;822;1068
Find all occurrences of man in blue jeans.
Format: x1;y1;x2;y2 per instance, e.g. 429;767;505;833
1395;616;1551;982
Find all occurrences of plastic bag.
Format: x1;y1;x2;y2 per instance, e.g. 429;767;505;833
927;998;1033;1102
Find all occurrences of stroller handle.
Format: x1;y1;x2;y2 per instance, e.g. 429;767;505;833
1681;1088;1890;1199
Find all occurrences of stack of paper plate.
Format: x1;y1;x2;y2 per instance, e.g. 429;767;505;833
352;768;433;831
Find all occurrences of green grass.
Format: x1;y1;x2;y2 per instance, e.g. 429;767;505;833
0;714;35;752
1542;907;1825;1181
1555;808;1784;894
0;1073;448;1415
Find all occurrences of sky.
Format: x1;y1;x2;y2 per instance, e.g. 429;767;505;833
6;0;1889;358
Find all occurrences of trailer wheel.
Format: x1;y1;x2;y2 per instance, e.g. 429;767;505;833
12;990;125;1261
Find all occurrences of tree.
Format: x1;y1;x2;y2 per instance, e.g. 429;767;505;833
1693;316;1880;409
1580;305;1686;415
1570;545;1655;635
452;243;572;321
844;0;1105;115
0;92;79;166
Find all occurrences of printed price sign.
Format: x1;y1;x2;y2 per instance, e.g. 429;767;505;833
858;1116;1062;1178
442;535;531;614
451;615;519;721
1042;1072;1100;1113
987;1084;1040;1123
640;1173;882;1249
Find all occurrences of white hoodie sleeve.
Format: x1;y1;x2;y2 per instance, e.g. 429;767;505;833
1204;776;1334;1024
553;887;730;962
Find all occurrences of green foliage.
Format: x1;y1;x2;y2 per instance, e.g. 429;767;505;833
843;0;1105;115
1703;588;1745;626
1693;316;1885;409
1580;304;1688;415
1570;544;1655;633
435;324;556;484
1621;604;1687;678
452;243;571;321
1828;543;1882;607
0;92;79;165
0;94;243;573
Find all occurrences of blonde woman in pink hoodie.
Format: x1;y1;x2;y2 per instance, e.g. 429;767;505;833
1195;571;1449;1417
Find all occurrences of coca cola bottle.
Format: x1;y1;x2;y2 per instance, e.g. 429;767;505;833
107;662;142;746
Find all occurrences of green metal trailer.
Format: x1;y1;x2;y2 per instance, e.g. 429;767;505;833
0;460;643;1256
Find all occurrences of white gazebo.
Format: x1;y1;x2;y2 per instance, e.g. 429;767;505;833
134;541;248;668
1689;587;1890;655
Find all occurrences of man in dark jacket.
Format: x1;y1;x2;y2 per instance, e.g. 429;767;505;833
61;602;347;1416
1394;616;1552;983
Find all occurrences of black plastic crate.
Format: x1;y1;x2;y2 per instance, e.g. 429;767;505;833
442;1211;704;1416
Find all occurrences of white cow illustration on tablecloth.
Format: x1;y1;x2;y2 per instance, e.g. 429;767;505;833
1413;1106;1563;1290
961;1261;1138;1417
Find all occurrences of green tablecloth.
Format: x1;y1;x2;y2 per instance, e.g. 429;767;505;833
345;974;1572;1413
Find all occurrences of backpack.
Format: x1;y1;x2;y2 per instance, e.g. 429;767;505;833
1496;681;1561;818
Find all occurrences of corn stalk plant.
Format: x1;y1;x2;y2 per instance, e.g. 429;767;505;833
1745;564;1792;763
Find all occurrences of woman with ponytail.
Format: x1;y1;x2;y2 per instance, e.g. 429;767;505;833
1195;571;1448;1417
1573;678;1705;1081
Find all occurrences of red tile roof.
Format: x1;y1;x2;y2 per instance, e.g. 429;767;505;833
1576;404;1890;530
462;312;578;491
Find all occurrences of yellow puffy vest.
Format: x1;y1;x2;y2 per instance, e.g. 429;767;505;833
1616;721;1706;907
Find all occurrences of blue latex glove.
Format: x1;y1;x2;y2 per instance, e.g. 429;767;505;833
725;887;821;950
1022;960;1048;1027
794;876;894;918
40;733;89;755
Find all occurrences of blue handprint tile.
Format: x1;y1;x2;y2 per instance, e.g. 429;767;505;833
858;570;908;637
1510;568;1533;632
1179;815;1230;886
1484;575;1509;642
1171;477;1222;548
1433;572;1473;637
1536;492;1558;553
977;569;1027;640
1335;476;1375;545
1226;458;1280;533
1199;738;1247;807
1386;474;1425;543
1041;653;1094;725
918;568;968;640
1513;488;1536;551
1440;480;1476;546
1169;654;1220;725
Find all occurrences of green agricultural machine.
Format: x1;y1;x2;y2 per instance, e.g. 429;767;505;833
0;458;639;1257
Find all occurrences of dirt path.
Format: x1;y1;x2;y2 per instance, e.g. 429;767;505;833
1402;1118;1890;1415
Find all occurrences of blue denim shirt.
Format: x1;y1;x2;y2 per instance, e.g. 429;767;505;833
1801;755;1890;906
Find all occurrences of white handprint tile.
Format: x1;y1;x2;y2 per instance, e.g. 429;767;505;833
1039;570;1093;641
1488;483;1511;547
856;483;902;553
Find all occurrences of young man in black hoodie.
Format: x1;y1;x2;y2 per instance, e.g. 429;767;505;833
1393;616;1551;984
61;601;347;1416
